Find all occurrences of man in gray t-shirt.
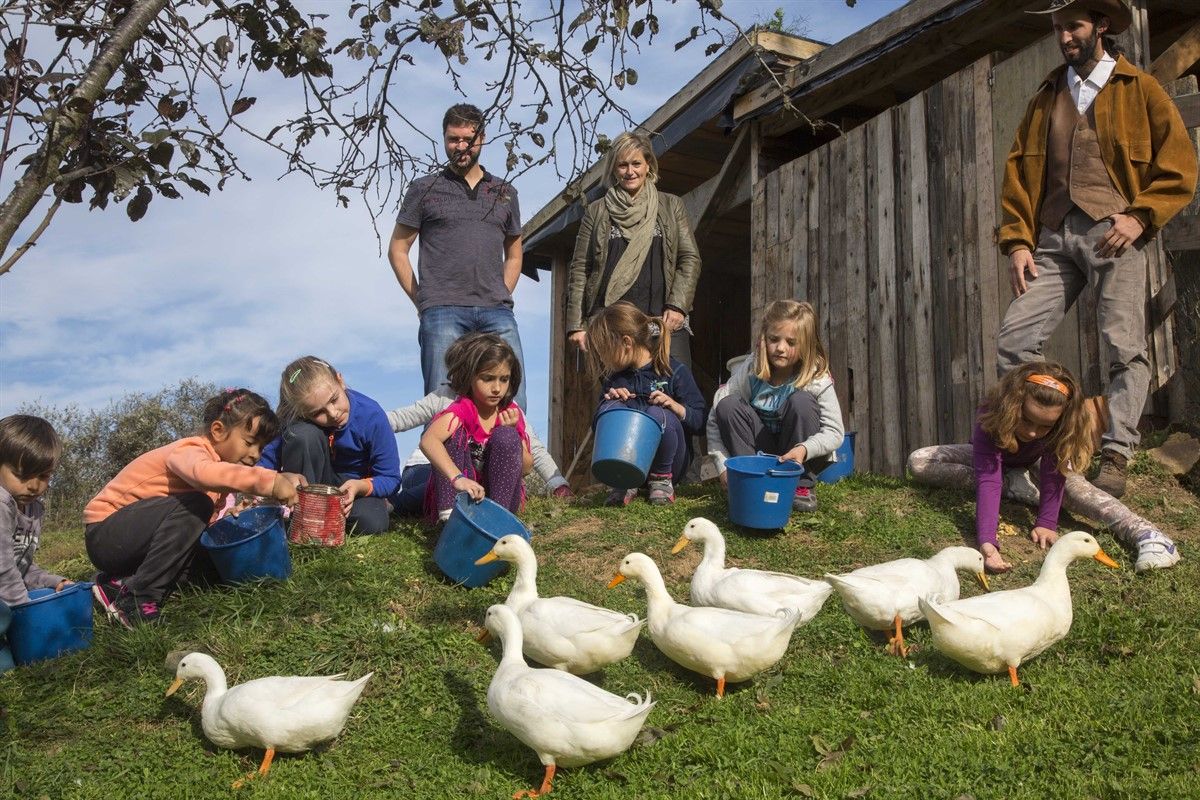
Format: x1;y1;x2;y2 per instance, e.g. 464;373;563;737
388;103;527;410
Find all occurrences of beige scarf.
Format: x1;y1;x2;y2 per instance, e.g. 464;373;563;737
602;180;659;306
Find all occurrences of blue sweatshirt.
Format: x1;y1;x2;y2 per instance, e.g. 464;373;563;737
260;388;402;497
597;357;707;435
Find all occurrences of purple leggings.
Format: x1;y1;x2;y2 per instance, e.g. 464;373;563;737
426;424;525;519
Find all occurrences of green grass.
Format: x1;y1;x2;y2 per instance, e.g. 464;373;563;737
5;468;1199;800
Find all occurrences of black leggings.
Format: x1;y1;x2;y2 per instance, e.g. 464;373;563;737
85;493;216;602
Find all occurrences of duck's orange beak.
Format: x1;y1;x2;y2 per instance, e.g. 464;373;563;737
607;574;626;589
671;535;691;554
475;549;499;566
1094;548;1120;569
476;628;493;643
165;678;184;698
976;572;990;591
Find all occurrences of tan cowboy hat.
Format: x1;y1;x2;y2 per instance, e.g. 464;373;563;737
1027;0;1132;35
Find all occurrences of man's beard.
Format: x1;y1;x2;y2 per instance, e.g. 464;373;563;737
449;150;480;171
1063;29;1102;69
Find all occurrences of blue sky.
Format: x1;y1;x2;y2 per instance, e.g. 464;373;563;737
0;0;905;462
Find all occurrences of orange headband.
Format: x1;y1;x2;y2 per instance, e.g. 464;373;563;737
1026;374;1070;398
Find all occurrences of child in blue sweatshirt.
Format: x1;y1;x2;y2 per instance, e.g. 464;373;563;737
586;302;706;506
260;356;401;534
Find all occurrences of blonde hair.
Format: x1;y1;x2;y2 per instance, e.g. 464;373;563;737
979;361;1093;474
754;300;830;389
602;131;659;188
277;355;341;427
585;302;670;381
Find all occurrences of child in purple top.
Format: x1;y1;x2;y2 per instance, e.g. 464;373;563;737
909;362;1094;573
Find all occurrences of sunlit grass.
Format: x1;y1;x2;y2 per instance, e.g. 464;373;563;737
6;465;1198;799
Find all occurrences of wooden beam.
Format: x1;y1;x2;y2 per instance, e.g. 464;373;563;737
1173;92;1200;127
755;31;826;62
1164;214;1200;251
692;126;751;239
1151;21;1200;84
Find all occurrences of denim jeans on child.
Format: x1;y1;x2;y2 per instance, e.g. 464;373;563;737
418;305;528;410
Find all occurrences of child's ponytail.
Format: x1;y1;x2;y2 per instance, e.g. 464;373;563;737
201;388;279;442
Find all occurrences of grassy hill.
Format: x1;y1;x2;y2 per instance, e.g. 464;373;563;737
5;458;1198;800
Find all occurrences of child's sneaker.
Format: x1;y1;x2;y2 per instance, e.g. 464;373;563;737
793;485;818;512
91;574;124;624
112;588;162;629
605;488;638;507
1134;531;1180;573
647;475;675;506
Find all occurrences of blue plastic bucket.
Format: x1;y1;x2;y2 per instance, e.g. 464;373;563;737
816;431;856;484
434;493;531;588
200;506;292;584
591;407;664;489
9;583;94;665
726;454;805;530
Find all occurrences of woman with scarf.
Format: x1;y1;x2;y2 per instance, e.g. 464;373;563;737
565;131;702;366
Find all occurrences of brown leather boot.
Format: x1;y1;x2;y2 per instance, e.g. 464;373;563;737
1091;449;1128;498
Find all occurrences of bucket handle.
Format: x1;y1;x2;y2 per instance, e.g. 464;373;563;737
756;451;805;478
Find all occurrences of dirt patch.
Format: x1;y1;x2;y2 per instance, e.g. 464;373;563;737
533;514;605;545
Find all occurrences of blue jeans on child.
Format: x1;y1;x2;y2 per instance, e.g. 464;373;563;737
418;305;528;410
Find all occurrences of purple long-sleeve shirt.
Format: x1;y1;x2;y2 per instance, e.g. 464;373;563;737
972;419;1065;548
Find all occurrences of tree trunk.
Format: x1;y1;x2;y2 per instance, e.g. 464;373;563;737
0;0;169;272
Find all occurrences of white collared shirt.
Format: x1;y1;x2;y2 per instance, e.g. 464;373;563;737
1068;53;1116;114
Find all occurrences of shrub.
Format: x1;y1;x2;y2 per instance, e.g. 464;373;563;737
18;378;217;528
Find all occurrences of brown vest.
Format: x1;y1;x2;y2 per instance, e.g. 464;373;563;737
1039;73;1128;230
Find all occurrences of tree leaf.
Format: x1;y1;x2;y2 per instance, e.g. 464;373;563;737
625;68;637;85
529;132;544;148
582;35;600;55
231;96;256;116
147;142;174;170
126;185;152;222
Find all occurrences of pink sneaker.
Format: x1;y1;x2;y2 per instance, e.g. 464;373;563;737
793;485;817;512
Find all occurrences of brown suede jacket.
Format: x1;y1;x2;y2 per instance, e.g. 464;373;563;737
565;191;701;333
999;55;1197;255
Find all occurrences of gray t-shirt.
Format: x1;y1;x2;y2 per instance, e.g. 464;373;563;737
396;167;521;312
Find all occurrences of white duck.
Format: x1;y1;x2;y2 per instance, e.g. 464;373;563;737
919;531;1119;686
609;552;803;698
166;652;372;788
824;546;988;657
483;604;655;799
672;517;833;621
475;535;644;674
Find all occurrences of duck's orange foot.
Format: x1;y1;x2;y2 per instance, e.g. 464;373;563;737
716;676;726;698
513;764;555;799
1008;665;1020;687
886;615;909;657
231;747;275;790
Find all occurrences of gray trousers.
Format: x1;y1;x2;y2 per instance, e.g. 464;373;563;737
997;208;1150;458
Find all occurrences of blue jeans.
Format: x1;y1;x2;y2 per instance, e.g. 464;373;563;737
418;305;527;410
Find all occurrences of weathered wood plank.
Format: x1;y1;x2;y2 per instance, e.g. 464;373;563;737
751;172;768;336
896;95;936;452
1150;21;1200;84
548;251;568;466
866;109;902;475
791;156;811;302
826;135;850;411
1164;214;1200;250
973;56;1001;399
1174;92;1200;128
844;125;871;464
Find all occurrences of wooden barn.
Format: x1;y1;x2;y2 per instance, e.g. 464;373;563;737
522;0;1200;485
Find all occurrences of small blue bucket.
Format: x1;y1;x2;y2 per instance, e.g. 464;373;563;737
9;583;94;666
816;431;856;484
591;407;664;489
200;506;292;584
434;493;531;588
726;454;805;530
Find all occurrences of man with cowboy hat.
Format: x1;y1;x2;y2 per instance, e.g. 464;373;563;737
996;0;1196;506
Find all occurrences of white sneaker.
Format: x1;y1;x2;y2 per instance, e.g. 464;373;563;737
437;508;452;524
1002;467;1040;507
1134;531;1180;573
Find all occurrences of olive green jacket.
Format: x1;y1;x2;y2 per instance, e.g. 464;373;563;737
565;192;702;333
999;55;1197;255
